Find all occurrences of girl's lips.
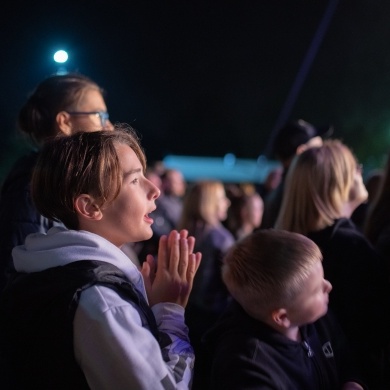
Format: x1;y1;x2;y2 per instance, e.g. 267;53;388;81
144;214;154;224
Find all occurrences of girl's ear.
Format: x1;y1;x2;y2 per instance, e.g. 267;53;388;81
271;308;291;329
56;111;73;136
74;194;103;221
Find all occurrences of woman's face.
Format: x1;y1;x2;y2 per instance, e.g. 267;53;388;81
348;164;368;211
245;194;264;228
60;88;114;134
215;186;231;222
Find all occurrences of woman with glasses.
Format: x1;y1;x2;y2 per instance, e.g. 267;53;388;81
275;139;390;389
0;73;114;292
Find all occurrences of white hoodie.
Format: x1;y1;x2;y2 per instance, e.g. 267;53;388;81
13;226;194;390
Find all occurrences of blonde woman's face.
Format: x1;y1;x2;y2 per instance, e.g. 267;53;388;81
216;186;230;222
348;165;368;210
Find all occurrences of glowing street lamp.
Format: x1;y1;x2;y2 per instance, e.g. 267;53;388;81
53;50;69;74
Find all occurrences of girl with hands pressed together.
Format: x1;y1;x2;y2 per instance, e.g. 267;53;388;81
0;125;202;390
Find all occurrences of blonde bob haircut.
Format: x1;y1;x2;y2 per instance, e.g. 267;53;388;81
275;139;357;235
178;180;226;236
32;124;146;230
222;229;322;319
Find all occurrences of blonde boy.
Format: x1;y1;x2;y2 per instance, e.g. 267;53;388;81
204;229;366;390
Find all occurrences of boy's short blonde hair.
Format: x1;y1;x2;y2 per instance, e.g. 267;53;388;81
222;229;322;319
32;124;146;230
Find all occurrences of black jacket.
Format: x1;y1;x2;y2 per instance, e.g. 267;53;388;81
308;218;390;389
0;151;61;291
204;301;366;390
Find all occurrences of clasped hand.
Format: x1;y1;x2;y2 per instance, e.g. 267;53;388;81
141;230;202;307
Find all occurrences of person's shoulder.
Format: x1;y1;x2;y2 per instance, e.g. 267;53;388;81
207;225;235;247
310;218;366;243
208;224;234;239
204;301;272;351
1;151;39;195
208;305;303;389
79;283;138;312
330;218;376;248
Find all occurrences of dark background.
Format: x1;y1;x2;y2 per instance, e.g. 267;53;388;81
2;0;390;181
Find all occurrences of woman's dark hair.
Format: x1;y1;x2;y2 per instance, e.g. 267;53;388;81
18;73;102;145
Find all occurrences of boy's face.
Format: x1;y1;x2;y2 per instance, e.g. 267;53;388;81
99;143;160;246
287;260;332;326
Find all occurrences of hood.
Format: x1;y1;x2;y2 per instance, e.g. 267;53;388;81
12;226;146;297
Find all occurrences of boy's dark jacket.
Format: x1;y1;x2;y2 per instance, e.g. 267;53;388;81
203;300;366;390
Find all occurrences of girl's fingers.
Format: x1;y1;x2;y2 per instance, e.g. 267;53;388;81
168;232;180;274
157;235;169;271
179;229;188;239
193;252;202;275
187;236;195;254
177;237;189;278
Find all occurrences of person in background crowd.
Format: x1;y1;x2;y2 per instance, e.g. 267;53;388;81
351;168;383;231
261;119;332;228
0;72;114;291
364;152;390;274
256;166;282;199
275;140;390;389
178;180;235;389
225;184;264;240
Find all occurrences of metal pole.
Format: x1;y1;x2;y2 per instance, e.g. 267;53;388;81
264;0;340;157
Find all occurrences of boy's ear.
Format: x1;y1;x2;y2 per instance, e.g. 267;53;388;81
271;308;291;329
56;111;73;136
74;194;103;221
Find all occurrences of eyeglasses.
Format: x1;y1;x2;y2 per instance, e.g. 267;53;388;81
67;111;110;127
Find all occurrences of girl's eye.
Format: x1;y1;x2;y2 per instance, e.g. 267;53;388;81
131;178;139;184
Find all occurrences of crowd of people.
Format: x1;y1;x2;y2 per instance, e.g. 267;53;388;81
0;72;389;389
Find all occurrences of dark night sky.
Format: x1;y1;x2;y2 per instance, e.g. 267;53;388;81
2;0;390;181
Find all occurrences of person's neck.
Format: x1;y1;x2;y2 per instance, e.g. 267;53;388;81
265;318;301;342
237;224;253;239
340;202;358;219
282;326;301;342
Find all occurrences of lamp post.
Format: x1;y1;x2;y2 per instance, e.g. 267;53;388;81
53;50;69;75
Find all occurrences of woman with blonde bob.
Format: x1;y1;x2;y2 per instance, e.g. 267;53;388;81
275;139;390;389
276;139;365;234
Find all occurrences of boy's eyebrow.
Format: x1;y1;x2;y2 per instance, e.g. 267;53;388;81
123;168;142;178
